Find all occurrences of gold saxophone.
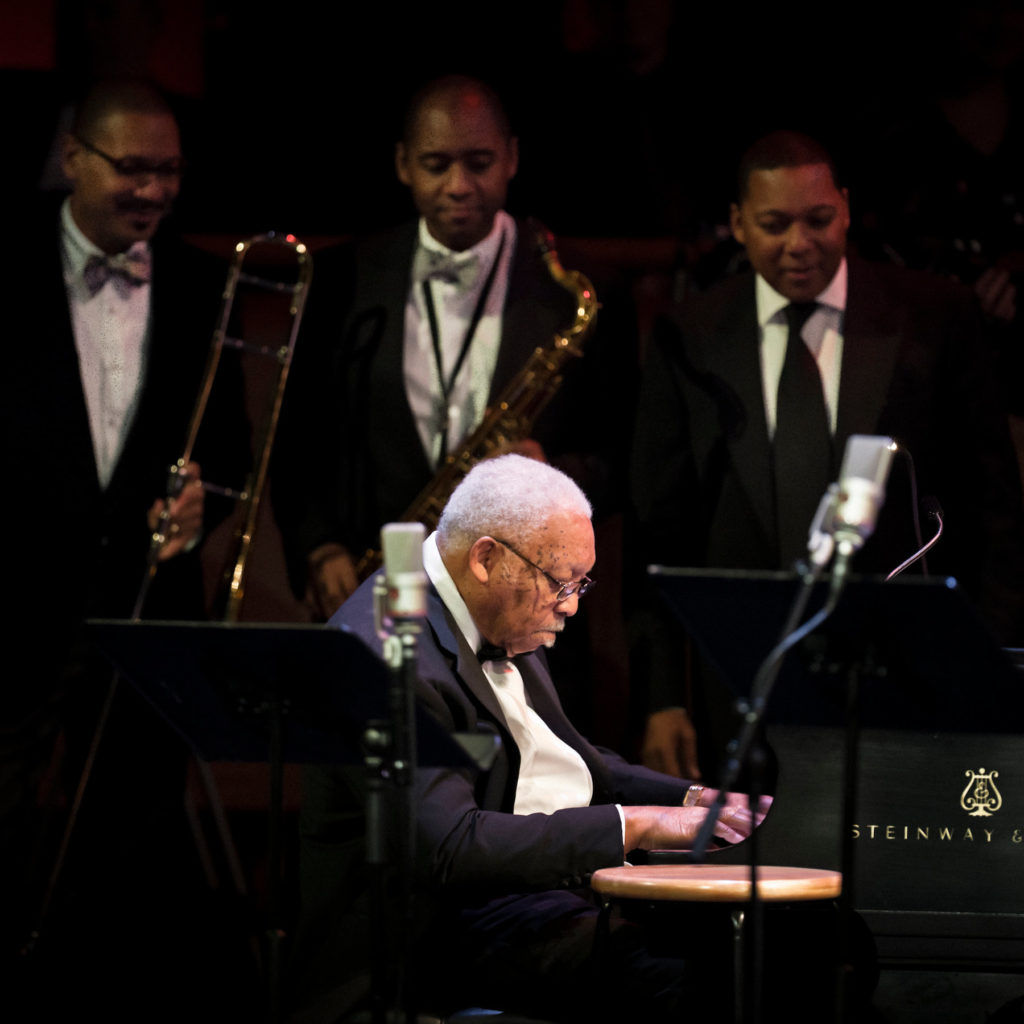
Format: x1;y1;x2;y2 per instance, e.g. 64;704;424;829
355;218;598;578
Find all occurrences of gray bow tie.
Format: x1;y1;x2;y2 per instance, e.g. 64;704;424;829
413;246;479;290
83;249;152;297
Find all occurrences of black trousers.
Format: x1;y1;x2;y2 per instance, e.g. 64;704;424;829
417;888;879;1024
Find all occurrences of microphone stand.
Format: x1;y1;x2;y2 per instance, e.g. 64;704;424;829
684;499;866;1024
369;526;424;1024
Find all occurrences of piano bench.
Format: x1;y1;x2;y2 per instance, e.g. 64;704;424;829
590;864;843;1022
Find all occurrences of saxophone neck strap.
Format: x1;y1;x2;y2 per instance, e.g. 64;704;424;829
421;228;507;462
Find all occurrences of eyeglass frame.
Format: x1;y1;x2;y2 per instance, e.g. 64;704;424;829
490;536;595;602
73;134;185;180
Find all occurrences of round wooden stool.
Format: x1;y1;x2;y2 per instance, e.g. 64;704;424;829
590;864;843;1022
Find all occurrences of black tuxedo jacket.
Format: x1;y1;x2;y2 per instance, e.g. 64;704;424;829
3;199;246;717
275;219;630;595
630;257;1024;644
289;572;691;1020
336;574;689;891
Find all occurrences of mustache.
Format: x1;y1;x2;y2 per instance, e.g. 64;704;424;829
116;197;169;215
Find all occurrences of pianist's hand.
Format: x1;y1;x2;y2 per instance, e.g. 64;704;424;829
622;794;771;854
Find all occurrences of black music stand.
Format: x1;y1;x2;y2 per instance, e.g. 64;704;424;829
648;568;1021;735
87;619;477;1024
647;567;1024;1021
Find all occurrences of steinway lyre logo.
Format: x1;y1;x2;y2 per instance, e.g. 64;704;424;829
961;768;1002;818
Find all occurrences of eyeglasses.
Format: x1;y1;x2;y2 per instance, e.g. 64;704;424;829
491;537;595;602
74;135;185;180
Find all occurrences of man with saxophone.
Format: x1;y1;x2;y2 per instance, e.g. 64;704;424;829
2;78;249;1013
274;74;630;628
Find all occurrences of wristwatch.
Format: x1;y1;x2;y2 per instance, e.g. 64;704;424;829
682;784;705;807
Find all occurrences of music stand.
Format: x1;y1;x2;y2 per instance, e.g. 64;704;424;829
87;619;477;1024
648;568;1022;735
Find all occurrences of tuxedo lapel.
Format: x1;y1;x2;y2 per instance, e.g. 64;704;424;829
426;587;509;730
363;226;426;451
351;225;435;503
702;276;777;553
835;258;903;449
39;233;104;498
489;220;568;403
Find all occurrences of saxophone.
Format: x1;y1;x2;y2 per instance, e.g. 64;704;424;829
355;218;599;578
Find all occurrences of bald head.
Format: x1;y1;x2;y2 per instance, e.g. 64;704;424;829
71;79;176;141
401;75;512;146
395;75;518;251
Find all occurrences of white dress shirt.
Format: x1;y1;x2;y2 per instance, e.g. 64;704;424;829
60;197;152;488
756;258;847;437
404;212;515;467
423;531;594;816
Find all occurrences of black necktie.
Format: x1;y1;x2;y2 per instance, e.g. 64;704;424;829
774;301;832;566
477;641;509;663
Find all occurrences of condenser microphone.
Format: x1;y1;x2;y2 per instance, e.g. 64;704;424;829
381;522;427;621
831;435;898;554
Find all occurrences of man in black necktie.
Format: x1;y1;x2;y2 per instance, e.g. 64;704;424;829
1;78;249;1013
629;130;1024;778
291;454;773;1023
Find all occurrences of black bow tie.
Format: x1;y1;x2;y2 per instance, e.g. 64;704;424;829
477;641;509;663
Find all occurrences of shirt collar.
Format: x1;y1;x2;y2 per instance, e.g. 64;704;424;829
754;257;847;329
423;531;484;653
417;209;513;268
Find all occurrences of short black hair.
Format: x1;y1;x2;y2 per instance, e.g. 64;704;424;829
70;78;176;140
735;130;841;202
401;74;512;146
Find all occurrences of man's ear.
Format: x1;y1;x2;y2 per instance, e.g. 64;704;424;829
729;202;745;246
61;133;82;185
468;536;500;585
506;135;519;180
395;141;411;187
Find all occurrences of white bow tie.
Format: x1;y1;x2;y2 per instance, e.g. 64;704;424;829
413;246;480;290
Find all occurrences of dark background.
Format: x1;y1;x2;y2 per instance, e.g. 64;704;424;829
5;0;1024;257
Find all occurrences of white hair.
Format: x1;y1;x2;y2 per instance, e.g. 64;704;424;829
437;454;592;548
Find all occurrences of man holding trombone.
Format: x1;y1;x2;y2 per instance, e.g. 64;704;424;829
2;77;248;1015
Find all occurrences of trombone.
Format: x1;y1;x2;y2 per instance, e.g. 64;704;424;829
136;231;313;621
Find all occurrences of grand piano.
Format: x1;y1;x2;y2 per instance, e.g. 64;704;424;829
651;567;1024;970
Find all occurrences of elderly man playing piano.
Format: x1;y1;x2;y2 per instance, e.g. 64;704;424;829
289;454;784;1023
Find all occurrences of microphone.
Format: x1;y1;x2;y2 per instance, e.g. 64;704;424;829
807;435;897;569
831;435;898;555
381;522;427;621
